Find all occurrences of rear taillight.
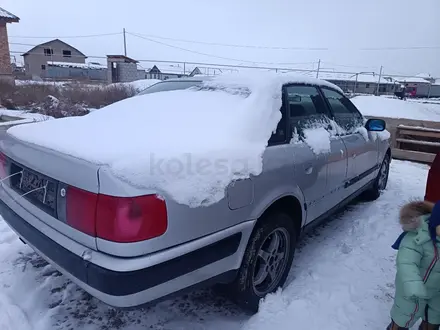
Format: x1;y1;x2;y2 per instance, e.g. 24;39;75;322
96;194;167;243
66;187;98;236
66;187;167;242
0;152;7;180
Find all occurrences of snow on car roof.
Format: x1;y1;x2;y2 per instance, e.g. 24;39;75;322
7;71;342;208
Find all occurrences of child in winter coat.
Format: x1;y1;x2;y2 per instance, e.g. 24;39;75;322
388;200;440;330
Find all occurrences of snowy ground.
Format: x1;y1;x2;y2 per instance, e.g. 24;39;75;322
0;160;429;330
352;95;440;122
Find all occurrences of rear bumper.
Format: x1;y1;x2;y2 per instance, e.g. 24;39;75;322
0;198;253;307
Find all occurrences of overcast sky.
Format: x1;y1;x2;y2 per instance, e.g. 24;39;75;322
3;0;440;77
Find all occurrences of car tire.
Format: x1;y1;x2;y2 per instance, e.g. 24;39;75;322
226;212;297;314
363;153;391;201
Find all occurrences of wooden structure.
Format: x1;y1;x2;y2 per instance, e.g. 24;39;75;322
393;125;440;163
364;116;440;164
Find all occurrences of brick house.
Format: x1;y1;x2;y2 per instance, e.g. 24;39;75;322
0;7;19;83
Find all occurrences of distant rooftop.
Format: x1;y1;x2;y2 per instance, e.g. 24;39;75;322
147;64;200;75
107;55;138;63
396;76;431;84
0;7;19;22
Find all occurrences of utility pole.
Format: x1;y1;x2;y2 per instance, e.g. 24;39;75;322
354;73;359;94
316;59;321;78
376;66;383;96
123;28;127;56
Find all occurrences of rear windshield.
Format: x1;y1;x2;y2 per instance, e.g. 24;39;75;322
138;79;251;98
138;80;202;95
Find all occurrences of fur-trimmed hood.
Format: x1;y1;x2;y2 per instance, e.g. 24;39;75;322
400;200;434;231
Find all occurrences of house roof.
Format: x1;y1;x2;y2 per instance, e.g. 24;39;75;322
0;7;19;22
146;64;200;75
22;39;87;57
416;73;433;79
396;76;431;84
107;55;139;63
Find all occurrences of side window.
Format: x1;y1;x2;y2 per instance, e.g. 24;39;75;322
321;88;363;133
285;85;331;140
268;105;287;146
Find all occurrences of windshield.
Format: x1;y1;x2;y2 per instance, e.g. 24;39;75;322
138;80;203;95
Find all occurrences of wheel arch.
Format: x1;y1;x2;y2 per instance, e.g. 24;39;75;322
252;193;304;240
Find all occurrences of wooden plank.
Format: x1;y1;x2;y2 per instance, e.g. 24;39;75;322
395;138;440;147
392;148;436;164
397;125;440;133
398;129;440;139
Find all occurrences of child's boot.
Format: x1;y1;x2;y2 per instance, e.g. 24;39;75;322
387;320;408;330
419;320;440;330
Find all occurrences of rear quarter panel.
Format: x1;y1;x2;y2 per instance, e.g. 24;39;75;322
97;144;305;257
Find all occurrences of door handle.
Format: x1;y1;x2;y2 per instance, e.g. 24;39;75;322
352;153;357;159
305;166;313;175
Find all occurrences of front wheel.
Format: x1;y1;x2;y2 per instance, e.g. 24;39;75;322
226;212;297;313
363;153;391;201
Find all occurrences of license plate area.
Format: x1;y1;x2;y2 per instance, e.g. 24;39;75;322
9;162;58;217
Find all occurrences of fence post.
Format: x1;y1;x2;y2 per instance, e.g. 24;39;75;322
376;66;383;95
354;74;358;94
316;59;321;78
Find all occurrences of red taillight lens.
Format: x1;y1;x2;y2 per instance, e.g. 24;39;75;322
96;194;167;243
66;187;98;236
0;152;7;179
66;186;167;242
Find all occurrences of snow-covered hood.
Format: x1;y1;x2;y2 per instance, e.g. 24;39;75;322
399;200;433;231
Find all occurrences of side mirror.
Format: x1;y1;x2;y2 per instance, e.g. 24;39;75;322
365;118;386;132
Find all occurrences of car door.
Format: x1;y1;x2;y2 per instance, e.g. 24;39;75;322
284;84;347;223
321;87;379;196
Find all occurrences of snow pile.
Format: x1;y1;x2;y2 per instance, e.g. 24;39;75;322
6;72;341;207
47;62;107;70
352;95;440;122
116;79;162;93
14;80;68;87
302;127;331;154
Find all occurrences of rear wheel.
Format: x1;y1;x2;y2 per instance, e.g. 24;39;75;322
226;212;297;313
364;153;391;201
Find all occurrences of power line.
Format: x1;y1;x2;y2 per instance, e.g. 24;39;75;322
9;30;440;51
127;31;329;51
9;32;122;39
127;32;317;66
128;31;440;51
322;61;376;70
10;40;316;67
